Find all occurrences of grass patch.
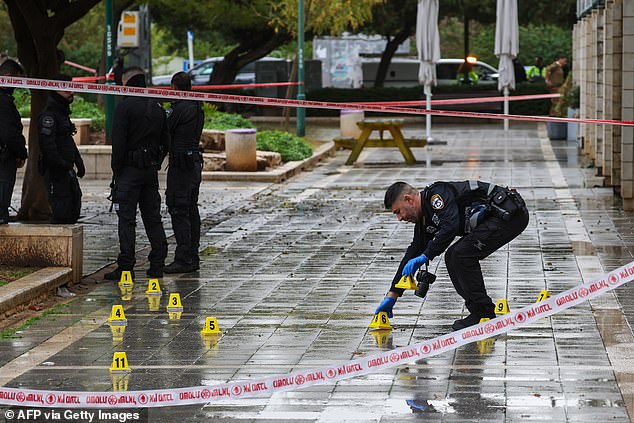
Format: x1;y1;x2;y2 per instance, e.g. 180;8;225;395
0;303;71;340
0;265;36;286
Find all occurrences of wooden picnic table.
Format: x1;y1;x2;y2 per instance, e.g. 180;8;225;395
334;119;426;165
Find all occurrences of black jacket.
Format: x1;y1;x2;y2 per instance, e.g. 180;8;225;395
38;93;83;173
167;100;204;153
0;88;28;160
390;180;495;293
111;96;170;175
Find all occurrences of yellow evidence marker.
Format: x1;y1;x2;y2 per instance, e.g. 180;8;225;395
166;293;183;313
109;352;131;373
145;279;162;296
118;271;134;288
394;275;417;290
168;311;182;320
369;311;392;330
108;305;127;326
536;289;551;302
201;317;222;335
495;299;510;315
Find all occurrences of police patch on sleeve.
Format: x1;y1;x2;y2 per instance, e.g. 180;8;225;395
431;194;444;210
41;115;54;128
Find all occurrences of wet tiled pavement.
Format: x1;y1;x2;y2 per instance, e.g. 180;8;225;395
2;121;634;422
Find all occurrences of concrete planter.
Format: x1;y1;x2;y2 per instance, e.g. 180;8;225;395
547;121;567;140
21;118;93;145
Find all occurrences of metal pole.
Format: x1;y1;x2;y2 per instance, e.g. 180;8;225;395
296;0;306;137
504;86;509;131
187;30;195;70
105;0;114;143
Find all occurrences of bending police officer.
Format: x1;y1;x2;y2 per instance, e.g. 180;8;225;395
378;181;529;330
0;59;28;224
164;72;205;274
38;74;85;224
105;67;169;281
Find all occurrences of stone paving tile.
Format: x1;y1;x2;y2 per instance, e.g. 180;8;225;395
1;122;634;421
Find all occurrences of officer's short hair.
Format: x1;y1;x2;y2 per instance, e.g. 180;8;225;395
171;71;191;91
122;66;145;86
0;58;24;76
384;182;417;209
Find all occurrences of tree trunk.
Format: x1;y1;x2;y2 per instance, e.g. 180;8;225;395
4;0;101;221
18;36;62;221
374;28;412;88
210;31;291;85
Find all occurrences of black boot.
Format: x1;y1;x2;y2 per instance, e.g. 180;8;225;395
104;267;135;281
452;304;496;331
146;267;164;278
163;261;194;274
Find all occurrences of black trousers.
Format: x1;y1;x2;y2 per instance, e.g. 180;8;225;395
166;161;201;265
445;207;529;314
44;168;81;224
114;166;167;270
0;156;17;223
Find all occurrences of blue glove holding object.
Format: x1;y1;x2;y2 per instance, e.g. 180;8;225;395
402;254;428;276
374;297;396;318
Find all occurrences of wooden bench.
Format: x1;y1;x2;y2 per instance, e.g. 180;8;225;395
333;119;427;165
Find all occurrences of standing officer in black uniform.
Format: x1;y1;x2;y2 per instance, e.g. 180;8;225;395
377;181;529;330
0;59;28;224
163;72;204;274
105;67;169;281
38;74;85;224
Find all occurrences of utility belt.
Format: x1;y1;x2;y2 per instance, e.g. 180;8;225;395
487;186;526;221
462;185;526;233
125;146;160;169
170;150;202;169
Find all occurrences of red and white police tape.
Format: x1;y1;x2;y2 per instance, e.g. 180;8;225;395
0;260;633;409
1;76;633;127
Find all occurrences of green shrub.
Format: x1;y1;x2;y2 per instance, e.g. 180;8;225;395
202;103;254;130
71;95;105;130
256;130;313;162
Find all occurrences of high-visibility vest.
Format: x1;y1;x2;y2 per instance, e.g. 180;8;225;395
527;66;546;79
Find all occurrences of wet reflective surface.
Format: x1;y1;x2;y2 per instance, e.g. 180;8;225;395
2;122;634;421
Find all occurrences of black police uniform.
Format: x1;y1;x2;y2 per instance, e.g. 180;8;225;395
38;93;84;224
0;87;28;224
165;100;204;272
110;94;169;276
390;180;529;319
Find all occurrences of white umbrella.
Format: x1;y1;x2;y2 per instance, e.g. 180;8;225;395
494;0;519;131
416;0;440;150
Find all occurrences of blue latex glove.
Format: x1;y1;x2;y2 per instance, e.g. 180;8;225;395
374;297;397;318
402;254;428;276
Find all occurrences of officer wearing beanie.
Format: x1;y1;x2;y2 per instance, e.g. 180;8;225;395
37;73;85;224
104;67;169;281
378;181;529;331
163;72;204;274
0;58;28;224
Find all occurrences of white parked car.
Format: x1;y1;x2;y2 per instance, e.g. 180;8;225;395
361;58;498;87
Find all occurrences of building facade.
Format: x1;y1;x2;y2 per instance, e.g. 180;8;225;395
574;0;634;210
